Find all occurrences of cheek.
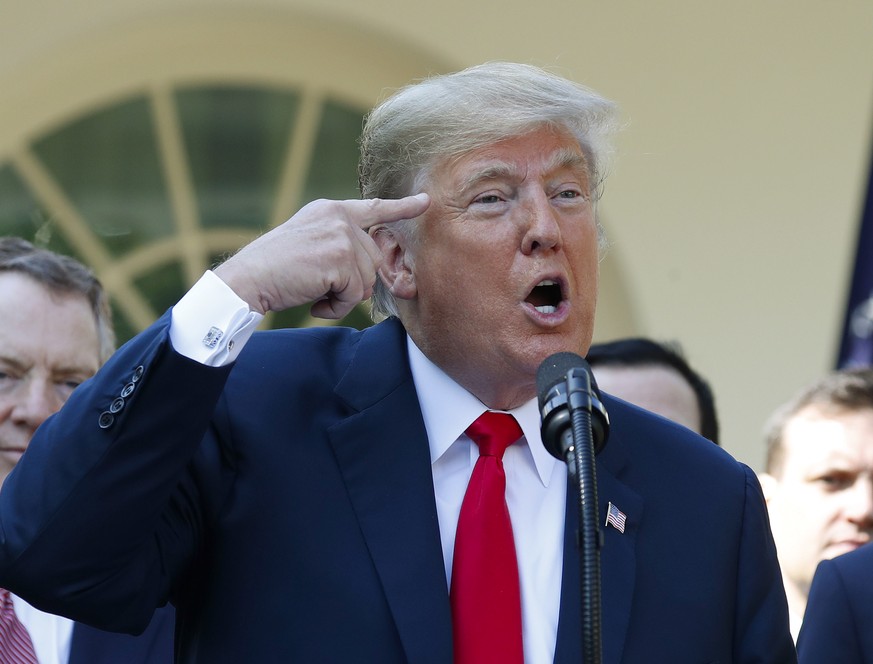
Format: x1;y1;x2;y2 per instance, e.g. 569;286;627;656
567;221;600;268
788;493;842;533
0;395;16;423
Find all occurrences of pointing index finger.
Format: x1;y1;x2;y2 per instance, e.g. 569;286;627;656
351;193;430;231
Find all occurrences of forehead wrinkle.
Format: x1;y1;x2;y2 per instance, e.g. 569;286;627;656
455;145;589;194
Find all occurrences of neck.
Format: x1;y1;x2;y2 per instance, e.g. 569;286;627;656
459;376;535;411
782;573;807;637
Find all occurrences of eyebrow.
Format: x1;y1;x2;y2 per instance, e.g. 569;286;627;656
457;147;590;194
0;355;27;371
0;353;96;378
457;163;517;194
547;148;590;177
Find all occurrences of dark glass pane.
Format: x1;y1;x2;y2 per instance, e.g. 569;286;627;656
32;96;174;257
0;164;49;242
110;299;139;347
177;86;299;230
340;304;375;330
301;99;364;203
269;303;373;331
133;260;186;320
270;304;317;330
38;229;80;261
0;164;100;279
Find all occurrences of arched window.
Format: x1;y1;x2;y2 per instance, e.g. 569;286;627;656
1;85;369;340
0;10;445;342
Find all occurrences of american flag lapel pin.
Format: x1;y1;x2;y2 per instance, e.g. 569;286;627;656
605;501;627;534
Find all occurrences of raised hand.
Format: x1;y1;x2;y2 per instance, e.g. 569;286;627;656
214;194;429;319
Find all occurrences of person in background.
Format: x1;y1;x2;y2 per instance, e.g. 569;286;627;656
0;62;793;663
796;541;873;663
759;367;873;640
587;337;719;444
0;237;173;663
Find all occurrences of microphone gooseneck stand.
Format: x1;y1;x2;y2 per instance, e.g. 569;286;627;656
537;353;609;664
568;401;602;664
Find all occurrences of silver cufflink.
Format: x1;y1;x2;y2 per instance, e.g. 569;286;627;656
203;326;224;348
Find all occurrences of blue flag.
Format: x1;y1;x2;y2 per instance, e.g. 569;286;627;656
837;144;873;368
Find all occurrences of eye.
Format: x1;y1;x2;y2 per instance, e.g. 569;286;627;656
472;193;504;205
816;473;854;491
0;370;20;393
54;376;88;401
553;184;588;201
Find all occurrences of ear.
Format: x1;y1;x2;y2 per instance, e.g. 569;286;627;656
371;226;416;300
758;472;777;504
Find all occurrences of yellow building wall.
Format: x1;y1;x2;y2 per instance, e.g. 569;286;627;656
2;0;872;468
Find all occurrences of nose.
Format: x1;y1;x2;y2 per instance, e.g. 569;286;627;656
521;192;561;255
845;475;873;528
11;377;64;431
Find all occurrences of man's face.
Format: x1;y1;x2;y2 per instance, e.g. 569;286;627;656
395;127;600;409
762;406;873;596
0;272;101;485
592;364;702;435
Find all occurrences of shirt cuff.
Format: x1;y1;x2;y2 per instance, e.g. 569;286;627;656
170;271;263;367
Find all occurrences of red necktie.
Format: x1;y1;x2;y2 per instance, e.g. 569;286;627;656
450;411;524;664
0;589;38;664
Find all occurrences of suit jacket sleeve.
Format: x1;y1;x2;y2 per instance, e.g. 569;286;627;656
797;557;862;663
736;466;798;662
0;311;230;632
68;604;176;664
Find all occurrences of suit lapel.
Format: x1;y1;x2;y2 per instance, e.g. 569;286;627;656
327;319;453;664
554;428;641;664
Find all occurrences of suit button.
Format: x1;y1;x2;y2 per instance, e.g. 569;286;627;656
98;412;115;429
121;382;135;398
110;397;125;413
132;365;144;383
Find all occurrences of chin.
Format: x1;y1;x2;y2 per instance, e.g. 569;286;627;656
533;333;586;360
826;542;864;559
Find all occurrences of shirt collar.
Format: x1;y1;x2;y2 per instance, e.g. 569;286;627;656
406;335;559;487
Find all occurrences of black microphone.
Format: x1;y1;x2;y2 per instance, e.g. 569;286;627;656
537;351;609;462
538;351;610;664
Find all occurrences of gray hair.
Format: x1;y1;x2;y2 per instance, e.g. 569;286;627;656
763;368;873;475
0;237;115;363
359;61;620;321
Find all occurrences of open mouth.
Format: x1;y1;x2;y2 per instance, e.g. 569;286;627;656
526;279;564;314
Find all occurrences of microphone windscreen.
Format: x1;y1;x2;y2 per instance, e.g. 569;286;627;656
536;352;587;406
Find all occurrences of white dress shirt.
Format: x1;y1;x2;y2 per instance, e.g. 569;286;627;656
171;271;569;664
407;338;567;664
11;593;72;664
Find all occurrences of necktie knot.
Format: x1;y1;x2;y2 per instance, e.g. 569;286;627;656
465;411;523;459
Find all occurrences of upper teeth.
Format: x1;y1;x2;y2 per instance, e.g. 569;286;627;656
534;280;558;314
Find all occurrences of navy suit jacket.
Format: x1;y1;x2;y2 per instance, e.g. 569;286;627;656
797;543;873;663
68;605;174;664
0;315;794;663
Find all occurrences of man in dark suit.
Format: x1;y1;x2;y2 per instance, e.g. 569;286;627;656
0;62;793;663
797;543;873;662
0;238;173;662
759;368;873;640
